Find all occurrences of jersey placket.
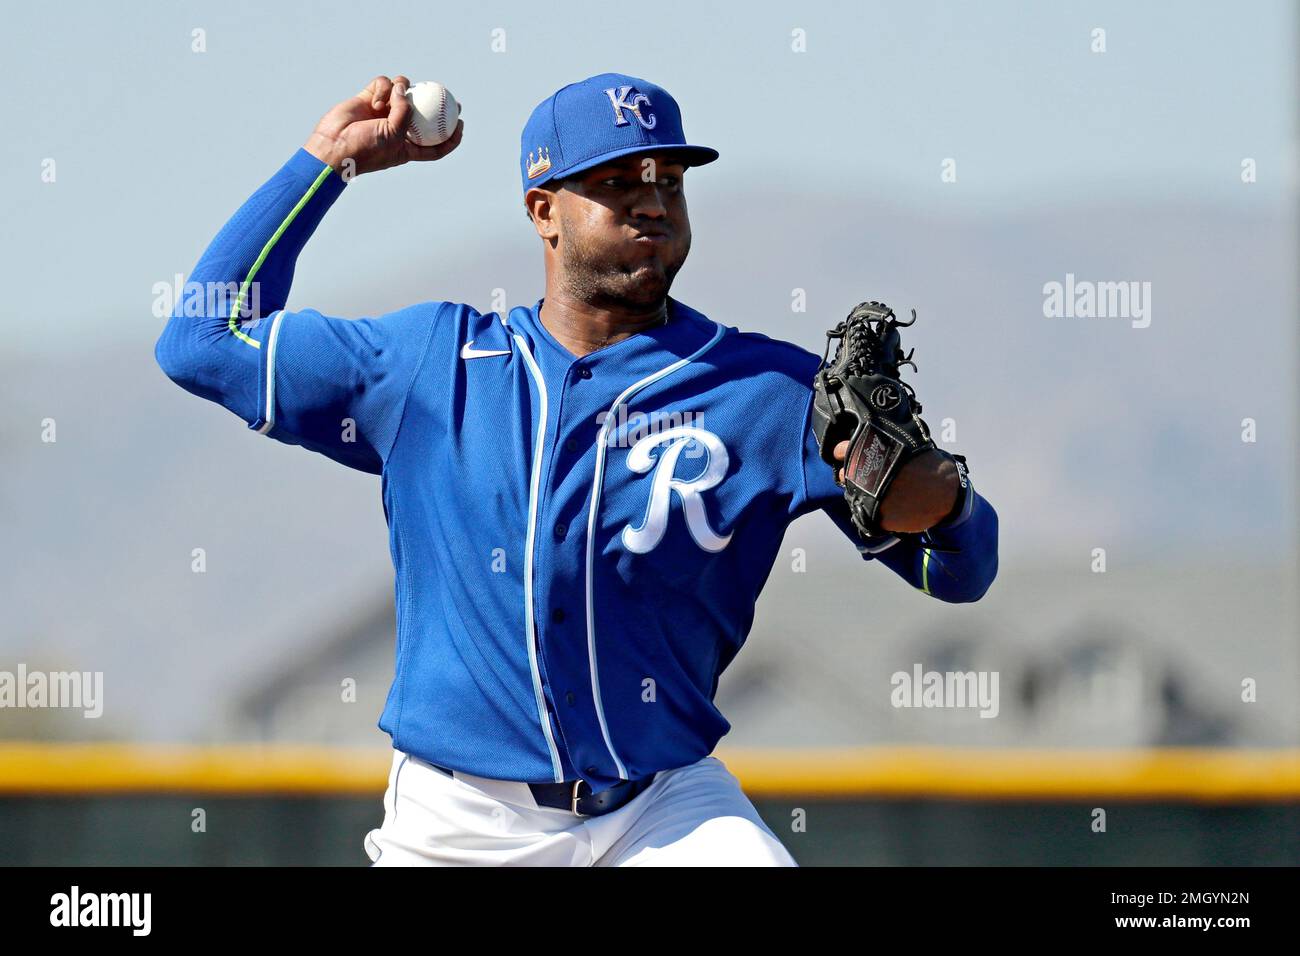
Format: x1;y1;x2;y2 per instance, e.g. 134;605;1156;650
530;352;619;785
515;301;727;788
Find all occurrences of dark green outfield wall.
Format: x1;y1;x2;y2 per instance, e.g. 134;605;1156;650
2;798;1296;866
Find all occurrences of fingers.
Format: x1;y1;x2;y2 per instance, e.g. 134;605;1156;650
352;75;463;164
358;75;414;112
833;439;849;486
358;75;393;111
405;117;465;162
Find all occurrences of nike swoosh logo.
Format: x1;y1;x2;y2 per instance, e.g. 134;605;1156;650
460;341;511;360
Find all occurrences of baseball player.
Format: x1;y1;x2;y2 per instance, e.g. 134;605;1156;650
154;72;998;866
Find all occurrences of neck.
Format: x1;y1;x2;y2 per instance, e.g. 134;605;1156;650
537;287;670;358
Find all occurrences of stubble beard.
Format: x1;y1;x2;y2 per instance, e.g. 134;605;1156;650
559;226;688;311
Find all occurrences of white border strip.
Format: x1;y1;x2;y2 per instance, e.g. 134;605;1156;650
514;333;565;782
256;310;286;435
584;323;726;779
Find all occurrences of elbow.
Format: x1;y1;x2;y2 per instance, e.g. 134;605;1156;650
152;313;259;424
154;318;196;390
929;502;999;603
927;556;996;604
947;551;998;603
153;328;178;382
953;496;998;603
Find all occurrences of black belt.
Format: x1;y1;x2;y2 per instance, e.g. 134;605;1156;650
425;761;655;817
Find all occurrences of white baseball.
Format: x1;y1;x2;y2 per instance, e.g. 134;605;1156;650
404;81;460;147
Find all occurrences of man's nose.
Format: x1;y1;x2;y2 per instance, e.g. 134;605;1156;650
632;186;669;217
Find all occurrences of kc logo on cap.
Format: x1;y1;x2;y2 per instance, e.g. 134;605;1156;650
605;86;657;130
518;72;719;198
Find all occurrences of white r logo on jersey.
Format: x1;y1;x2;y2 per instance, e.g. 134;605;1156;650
621;425;732;554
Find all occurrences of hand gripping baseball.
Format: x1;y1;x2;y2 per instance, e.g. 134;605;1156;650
811;301;966;538
303;75;465;178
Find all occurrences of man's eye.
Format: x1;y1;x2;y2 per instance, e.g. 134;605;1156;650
602;175;681;190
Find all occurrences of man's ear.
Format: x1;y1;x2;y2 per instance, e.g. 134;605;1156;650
525;186;561;238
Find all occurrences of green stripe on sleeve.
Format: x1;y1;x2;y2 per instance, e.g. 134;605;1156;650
227;166;336;348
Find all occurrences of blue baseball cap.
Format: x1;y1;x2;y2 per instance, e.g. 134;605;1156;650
520;72;719;198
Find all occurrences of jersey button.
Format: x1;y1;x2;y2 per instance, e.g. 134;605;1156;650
551;608;566;624
565;691;576;707
553;522;567;539
575;366;592;380
585;766;598;776
564;438;579;453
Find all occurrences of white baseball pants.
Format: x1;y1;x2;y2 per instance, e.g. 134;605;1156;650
363;749;797;867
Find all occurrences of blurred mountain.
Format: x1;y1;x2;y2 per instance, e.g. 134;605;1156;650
1;193;1293;741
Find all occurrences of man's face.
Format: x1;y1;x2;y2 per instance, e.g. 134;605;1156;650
547;152;691;307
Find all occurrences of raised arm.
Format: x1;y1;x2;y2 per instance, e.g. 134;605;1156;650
154;75;465;472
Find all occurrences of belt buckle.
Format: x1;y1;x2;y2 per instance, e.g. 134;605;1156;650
570;779;590;815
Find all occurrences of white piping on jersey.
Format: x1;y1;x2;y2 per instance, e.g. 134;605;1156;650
256;310;287;435
513;333;566;782
584;322;727;780
858;535;900;555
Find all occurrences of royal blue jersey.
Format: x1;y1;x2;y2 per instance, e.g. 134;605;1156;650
155;148;999;788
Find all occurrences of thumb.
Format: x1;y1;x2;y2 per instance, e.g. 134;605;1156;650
387;77;412;134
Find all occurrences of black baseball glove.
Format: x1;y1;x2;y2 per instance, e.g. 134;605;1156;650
810;300;968;544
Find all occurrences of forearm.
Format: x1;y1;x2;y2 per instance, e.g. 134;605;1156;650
873;482;999;602
153;149;346;421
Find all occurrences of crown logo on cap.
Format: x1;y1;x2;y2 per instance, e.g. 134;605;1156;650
526;146;552;179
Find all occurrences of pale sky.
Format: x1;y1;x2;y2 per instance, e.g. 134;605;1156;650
0;0;1293;355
